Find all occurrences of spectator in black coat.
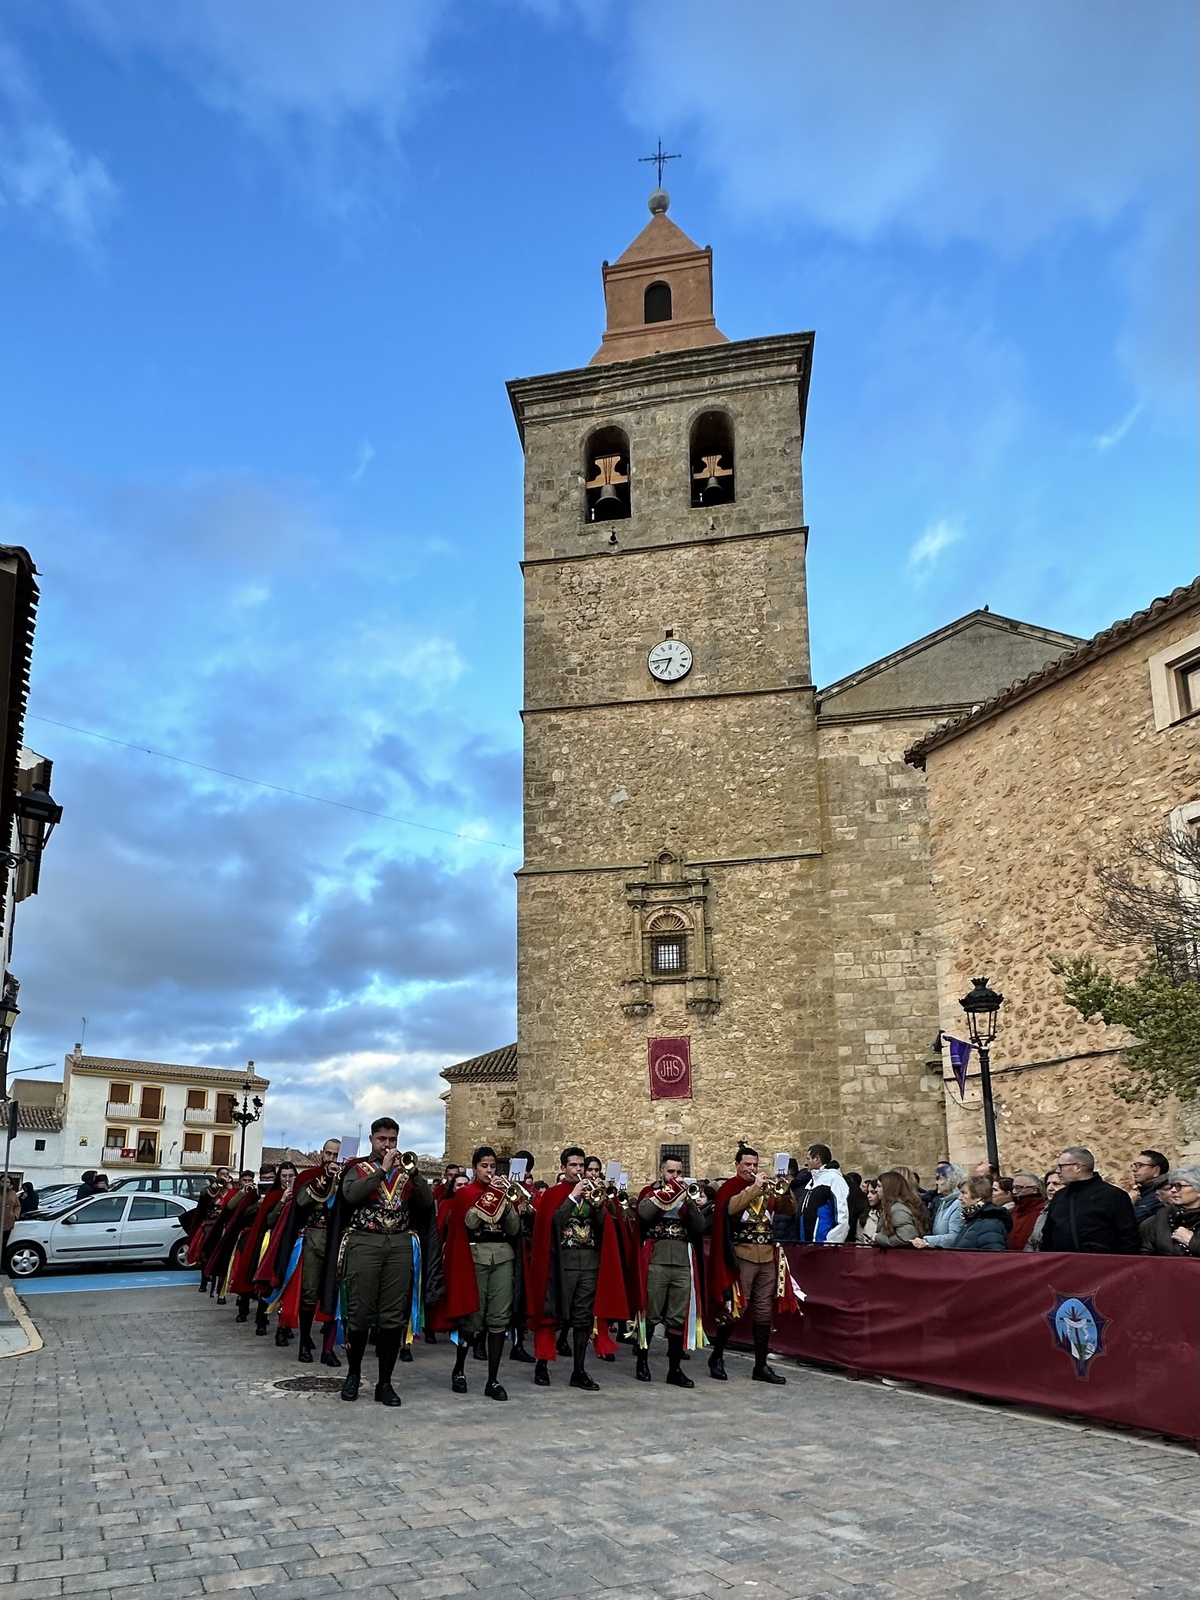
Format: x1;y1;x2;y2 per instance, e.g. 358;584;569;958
18;1181;38;1216
1041;1147;1140;1254
1130;1149;1171;1225
1140;1167;1200;1257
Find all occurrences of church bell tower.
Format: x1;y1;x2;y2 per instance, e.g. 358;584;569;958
507;186;823;1182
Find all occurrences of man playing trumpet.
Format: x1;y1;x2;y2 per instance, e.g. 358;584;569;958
635;1156;707;1386
321;1117;435;1406
439;1145;526;1401
283;1138;344;1365
526;1146;629;1389
706;1142;800;1386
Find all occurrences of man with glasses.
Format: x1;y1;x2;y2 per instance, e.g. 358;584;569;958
1040;1147;1139;1254
1130;1150;1171;1225
1139;1167;1200;1256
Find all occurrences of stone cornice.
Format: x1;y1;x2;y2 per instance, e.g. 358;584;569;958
521;523;807;571
507;332;814;444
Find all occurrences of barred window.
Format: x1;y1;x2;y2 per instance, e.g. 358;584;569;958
651;934;685;974
659;1143;691;1177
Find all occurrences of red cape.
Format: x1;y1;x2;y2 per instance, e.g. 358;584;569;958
229;1188;280;1296
526;1182;631;1358
438;1180;490;1322
705;1173;750;1318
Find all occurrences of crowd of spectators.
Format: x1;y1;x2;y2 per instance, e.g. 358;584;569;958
765;1143;1198;1257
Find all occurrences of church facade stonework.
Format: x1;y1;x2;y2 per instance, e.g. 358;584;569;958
442;195;1081;1184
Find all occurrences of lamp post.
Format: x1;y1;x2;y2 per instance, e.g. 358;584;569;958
230;1066;264;1175
0;975;20;1102
958;976;1004;1173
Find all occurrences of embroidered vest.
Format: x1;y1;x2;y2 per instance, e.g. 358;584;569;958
729;1192;774;1246
348;1166;411;1235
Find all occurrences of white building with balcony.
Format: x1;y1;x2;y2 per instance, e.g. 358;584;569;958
5;1047;270;1189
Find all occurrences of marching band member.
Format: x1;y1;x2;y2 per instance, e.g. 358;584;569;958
202;1170;260;1304
320;1117;439;1406
509;1150;538;1366
635;1155;707;1386
525;1146;629;1390
706;1143;801;1386
439;1145;527;1401
270;1138;343;1365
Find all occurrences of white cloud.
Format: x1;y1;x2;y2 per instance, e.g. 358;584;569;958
908;518;961;572
70;0;443;132
624;1;1197;406
626;1;1194;244
1092;402;1144;453
0;38;117;248
350;440;376;482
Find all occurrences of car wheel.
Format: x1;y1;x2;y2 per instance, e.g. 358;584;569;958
167;1238;190;1270
5;1242;46;1279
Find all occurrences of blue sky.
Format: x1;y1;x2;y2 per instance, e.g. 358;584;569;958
1;1;1195;1155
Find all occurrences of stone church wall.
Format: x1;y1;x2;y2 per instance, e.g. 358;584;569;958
818;715;948;1178
924;600;1200;1178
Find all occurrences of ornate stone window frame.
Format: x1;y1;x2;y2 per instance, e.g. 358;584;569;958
621;849;720;1018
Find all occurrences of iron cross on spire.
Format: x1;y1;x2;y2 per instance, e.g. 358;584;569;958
639;140;680;187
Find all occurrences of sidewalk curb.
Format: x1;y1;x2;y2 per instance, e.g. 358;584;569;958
0;1273;42;1358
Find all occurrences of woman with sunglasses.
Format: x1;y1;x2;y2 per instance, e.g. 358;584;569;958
1139;1166;1200;1256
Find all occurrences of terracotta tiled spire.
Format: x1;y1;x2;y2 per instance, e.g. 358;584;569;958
589;189;728;365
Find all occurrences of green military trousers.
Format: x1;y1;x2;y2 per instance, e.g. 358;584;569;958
460;1240;514;1338
300;1227;326;1310
341;1230;413;1332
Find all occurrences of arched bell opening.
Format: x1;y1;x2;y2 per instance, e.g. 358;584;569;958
584;425;631;521
689;410;736;507
644;280;673;324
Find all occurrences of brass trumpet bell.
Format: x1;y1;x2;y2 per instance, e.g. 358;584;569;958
399;1150;418;1174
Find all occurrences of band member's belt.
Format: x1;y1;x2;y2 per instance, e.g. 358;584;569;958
348;1205;411;1235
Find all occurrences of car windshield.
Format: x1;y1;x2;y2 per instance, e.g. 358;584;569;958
36;1192;87;1217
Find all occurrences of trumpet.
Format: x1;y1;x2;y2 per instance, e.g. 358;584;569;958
580;1176;607;1202
762;1174;790;1196
399;1150;419;1174
685;1181;706;1202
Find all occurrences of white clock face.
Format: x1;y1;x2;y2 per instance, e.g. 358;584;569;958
647;639;693;682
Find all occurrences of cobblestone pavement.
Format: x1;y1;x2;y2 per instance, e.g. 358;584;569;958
1;1284;1197;1600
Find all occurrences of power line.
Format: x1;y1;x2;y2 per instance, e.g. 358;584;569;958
26;712;522;853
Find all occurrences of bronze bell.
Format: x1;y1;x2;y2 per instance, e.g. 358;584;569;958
597;482;622;506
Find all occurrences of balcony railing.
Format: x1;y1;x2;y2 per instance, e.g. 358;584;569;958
101;1148;161;1167
183;1107;213;1124
106;1100;164;1122
180;1150;210;1168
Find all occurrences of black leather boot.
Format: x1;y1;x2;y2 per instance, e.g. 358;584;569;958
666;1331;694;1388
374;1329;403;1406
568;1326;599;1391
341;1329;369;1401
708;1327;730;1381
751;1323;786;1384
484;1331;508;1401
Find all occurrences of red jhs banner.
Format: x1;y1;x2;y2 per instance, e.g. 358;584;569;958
648;1037;692;1100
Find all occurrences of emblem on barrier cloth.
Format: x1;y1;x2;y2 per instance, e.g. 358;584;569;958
1045;1291;1109;1379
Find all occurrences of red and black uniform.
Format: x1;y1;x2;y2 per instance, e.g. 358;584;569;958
525;1181;629;1388
200;1185;259;1302
706;1175;800;1384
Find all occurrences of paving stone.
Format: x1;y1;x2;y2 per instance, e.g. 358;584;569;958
2;1283;1197;1600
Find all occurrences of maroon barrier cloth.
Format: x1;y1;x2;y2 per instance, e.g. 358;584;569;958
730;1246;1200;1441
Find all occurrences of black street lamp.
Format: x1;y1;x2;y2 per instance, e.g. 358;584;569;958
959;976;1004;1172
230;1065;264;1175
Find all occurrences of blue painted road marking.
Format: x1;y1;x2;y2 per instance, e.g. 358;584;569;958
19;1270;202;1295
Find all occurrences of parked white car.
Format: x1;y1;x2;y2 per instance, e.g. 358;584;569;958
4;1191;192;1278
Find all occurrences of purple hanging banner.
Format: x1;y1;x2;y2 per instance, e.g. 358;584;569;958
947;1037;973;1099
